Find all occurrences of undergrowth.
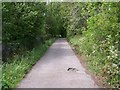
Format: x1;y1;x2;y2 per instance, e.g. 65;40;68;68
2;38;55;88
69;36;119;88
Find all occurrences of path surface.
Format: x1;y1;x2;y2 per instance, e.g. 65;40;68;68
18;38;98;88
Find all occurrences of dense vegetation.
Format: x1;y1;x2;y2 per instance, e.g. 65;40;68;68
2;2;120;88
2;2;57;89
65;3;120;88
2;3;55;61
2;39;55;88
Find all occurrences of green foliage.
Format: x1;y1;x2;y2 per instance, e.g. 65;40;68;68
68;2;120;88
3;2;46;44
2;39;55;88
2;2;67;61
2;2;48;61
45;3;67;37
2;2;120;88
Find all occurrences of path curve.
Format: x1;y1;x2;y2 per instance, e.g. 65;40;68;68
18;38;98;88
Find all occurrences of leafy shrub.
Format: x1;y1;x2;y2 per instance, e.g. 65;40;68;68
68;2;120;88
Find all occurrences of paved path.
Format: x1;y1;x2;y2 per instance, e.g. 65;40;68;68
18;38;98;88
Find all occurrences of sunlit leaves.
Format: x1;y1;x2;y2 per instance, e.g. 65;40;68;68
68;2;120;88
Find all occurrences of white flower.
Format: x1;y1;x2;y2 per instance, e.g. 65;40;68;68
112;64;117;67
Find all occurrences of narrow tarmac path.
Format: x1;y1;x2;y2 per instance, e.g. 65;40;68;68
18;38;98;88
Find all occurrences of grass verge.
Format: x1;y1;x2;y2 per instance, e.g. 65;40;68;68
2;38;55;88
68;36;119;88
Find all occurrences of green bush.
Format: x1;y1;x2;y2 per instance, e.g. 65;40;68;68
68;3;120;88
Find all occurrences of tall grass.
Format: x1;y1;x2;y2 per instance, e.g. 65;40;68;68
2;38;55;88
